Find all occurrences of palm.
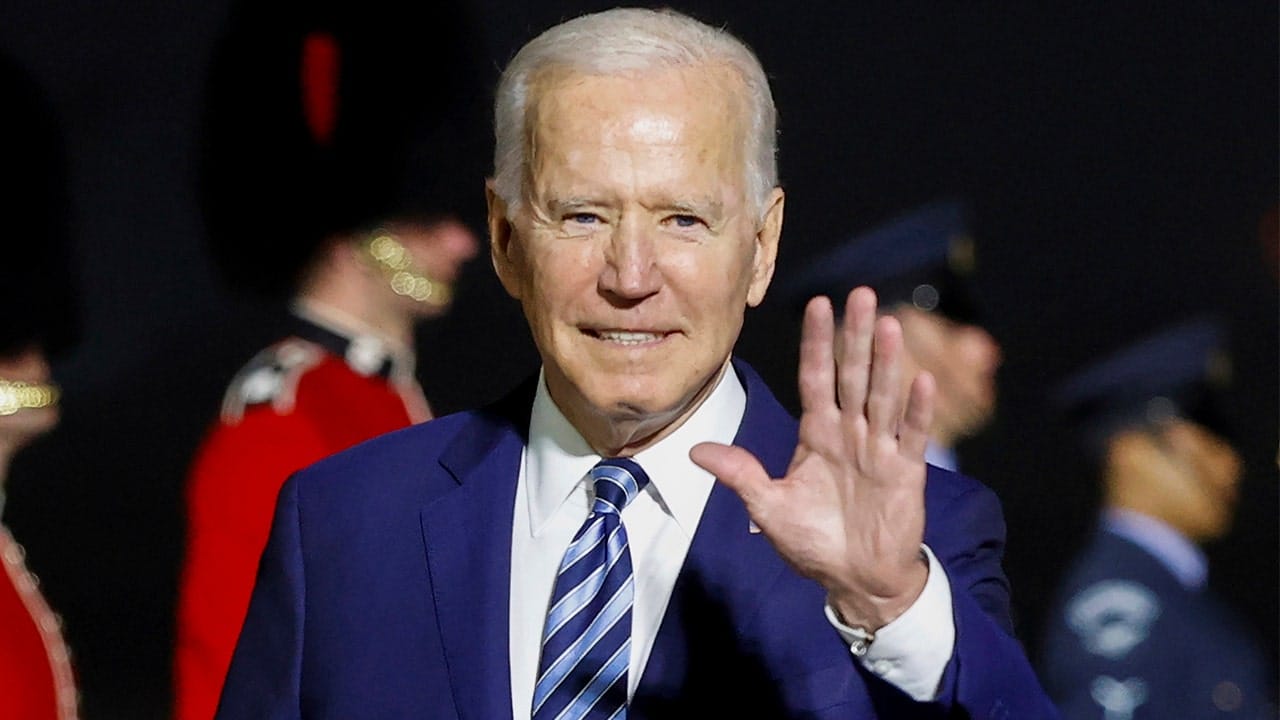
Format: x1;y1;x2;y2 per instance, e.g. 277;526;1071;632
691;286;933;629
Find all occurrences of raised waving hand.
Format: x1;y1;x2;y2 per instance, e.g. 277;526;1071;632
691;286;935;630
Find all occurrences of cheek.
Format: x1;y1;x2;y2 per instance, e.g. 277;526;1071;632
519;242;599;323
903;334;943;380
668;240;754;299
1198;451;1240;491
0;354;51;383
536;244;596;294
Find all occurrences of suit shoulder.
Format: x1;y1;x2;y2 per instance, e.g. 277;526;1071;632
291;408;481;488
286;375;534;507
924;463;1001;511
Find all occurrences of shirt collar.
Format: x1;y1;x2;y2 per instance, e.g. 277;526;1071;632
289;298;416;383
924;441;958;471
526;362;747;537
1103;507;1208;590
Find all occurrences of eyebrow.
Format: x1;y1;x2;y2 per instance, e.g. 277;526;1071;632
664;199;724;218
547;197;609;214
544;196;725;219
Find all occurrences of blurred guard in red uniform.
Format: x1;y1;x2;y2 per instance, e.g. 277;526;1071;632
172;1;487;718
0;48;81;720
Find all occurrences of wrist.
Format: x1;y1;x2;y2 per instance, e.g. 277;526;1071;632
828;551;929;632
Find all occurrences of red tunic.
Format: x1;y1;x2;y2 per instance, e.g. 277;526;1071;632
173;330;428;720
0;524;79;719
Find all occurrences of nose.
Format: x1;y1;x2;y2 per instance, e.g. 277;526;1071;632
0;345;52;384
1215;442;1243;491
960;323;1003;371
445;221;480;262
599;218;661;300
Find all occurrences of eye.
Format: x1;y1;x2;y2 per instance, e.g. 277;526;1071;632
667;214;705;228
567;212;600;225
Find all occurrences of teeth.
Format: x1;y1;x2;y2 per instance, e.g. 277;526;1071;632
597;330;660;344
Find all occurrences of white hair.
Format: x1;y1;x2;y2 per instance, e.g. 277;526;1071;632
492;7;778;217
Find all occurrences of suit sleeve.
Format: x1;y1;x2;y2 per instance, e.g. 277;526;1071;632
866;482;1063;719
214;474;307;720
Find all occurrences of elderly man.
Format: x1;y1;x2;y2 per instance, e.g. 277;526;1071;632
217;7;1058;718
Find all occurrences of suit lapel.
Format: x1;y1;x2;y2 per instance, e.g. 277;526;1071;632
421;363;797;714
635;359;799;705
420;378;536;720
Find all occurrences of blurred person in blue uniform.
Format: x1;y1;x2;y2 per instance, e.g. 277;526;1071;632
778;199;1002;472
172;1;487;717
1038;318;1277;719
0;47;81;720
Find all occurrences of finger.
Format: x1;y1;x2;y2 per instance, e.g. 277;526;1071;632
836;286;878;413
797;295;836;414
865;314;905;439
690;441;774;512
898;370;936;460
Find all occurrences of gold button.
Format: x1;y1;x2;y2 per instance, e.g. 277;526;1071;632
4;542;26;564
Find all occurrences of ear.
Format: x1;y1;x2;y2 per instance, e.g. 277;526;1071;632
307;235;363;281
486;180;522;300
746;187;785;307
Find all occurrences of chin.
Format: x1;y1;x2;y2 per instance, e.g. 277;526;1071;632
412;302;450;320
593;386;675;420
580;375;695;428
1184;512;1231;542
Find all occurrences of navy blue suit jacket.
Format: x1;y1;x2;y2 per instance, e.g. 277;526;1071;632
217;359;1058;719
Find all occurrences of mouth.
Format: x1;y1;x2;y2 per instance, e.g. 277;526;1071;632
585;329;671;346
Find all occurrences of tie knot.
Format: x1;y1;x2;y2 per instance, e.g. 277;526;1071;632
590;457;649;515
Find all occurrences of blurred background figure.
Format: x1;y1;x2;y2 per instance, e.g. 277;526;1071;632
778;198;1002;472
1038;318;1277;719
171;1;487;718
0;48;81;720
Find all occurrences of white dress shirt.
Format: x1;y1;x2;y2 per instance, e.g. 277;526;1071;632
1103;508;1208;590
508;364;956;717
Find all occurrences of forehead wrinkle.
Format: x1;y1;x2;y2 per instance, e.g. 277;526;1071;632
529;64;752;213
612;114;680;146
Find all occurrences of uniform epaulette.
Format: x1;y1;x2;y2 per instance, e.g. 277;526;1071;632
219;339;325;424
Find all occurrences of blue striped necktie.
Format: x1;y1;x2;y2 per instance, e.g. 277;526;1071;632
532;457;650;720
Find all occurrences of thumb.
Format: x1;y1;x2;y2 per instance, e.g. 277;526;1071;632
690;442;773;509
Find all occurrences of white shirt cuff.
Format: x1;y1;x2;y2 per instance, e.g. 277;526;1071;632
824;544;955;701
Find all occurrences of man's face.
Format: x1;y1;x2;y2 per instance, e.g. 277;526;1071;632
386;218;480;319
0;345;60;450
895;306;1002;446
1149;420;1242;541
489;65;783;454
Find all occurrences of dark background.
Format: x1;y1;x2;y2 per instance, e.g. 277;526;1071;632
1;2;1275;718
